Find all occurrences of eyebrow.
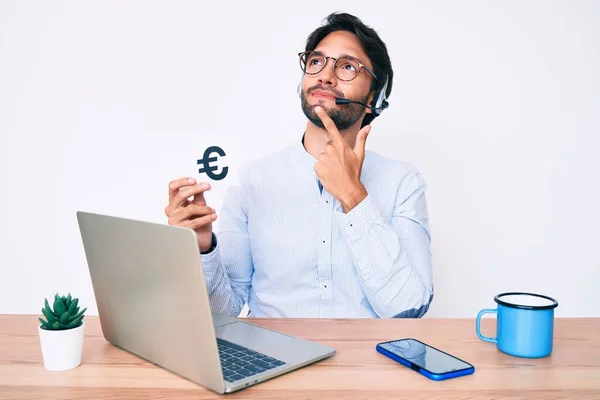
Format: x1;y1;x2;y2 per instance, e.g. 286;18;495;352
313;50;366;65
338;52;361;61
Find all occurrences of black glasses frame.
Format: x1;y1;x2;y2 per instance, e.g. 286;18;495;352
298;51;377;82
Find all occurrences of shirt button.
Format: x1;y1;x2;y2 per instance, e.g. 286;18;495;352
322;240;325;243
350;224;353;227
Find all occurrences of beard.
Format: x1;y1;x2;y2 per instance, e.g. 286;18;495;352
300;89;370;131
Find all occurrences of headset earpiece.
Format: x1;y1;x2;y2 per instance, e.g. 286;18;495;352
370;75;389;115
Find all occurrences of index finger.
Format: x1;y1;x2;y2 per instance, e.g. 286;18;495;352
169;177;196;202
314;106;345;149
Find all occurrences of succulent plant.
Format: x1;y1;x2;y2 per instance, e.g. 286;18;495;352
39;293;86;331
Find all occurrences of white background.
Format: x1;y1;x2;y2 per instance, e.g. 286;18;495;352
1;1;599;318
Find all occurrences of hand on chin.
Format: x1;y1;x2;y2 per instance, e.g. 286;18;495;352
311;98;335;109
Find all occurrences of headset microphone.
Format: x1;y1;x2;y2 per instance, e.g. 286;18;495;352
335;98;388;111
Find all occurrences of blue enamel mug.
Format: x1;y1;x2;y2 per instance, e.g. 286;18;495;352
476;292;559;358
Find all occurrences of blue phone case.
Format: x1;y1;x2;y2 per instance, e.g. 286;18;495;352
376;338;475;381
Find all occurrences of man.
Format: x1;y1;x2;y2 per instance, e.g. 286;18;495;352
164;12;433;318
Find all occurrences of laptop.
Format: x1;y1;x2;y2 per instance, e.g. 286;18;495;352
76;211;335;394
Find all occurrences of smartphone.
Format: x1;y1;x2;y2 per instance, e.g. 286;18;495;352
376;338;474;381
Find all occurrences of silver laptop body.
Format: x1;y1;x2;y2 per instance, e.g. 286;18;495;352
76;211;335;394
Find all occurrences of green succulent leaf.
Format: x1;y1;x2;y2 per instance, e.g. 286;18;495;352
65;317;83;329
45;298;59;318
54;299;66;316
51;321;61;330
38;317;51;329
59;311;70;325
44;298;52;315
66;293;72;308
68;307;87;322
41;307;57;323
54;293;60;303
67;298;79;315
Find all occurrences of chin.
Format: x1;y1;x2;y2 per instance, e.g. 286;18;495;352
311;100;335;109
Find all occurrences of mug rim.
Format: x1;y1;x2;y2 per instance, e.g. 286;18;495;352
494;292;558;310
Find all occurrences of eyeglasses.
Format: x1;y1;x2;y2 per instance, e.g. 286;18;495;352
298;51;377;82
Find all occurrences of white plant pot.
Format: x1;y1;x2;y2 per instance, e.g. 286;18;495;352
38;321;85;371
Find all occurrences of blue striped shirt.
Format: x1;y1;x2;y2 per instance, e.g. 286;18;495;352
201;134;434;318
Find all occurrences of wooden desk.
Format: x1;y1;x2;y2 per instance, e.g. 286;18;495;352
0;316;599;399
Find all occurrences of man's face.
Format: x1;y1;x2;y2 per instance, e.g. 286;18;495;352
300;30;375;131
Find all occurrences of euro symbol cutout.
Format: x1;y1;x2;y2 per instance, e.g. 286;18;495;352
197;145;228;181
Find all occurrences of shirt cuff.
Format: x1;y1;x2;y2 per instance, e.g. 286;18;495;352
200;234;221;270
334;194;384;243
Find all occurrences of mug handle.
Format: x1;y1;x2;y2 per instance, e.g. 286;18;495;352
476;309;498;343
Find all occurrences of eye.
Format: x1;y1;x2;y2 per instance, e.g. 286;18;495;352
339;62;357;72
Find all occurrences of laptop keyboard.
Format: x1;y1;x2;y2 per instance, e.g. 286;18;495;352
217;338;286;382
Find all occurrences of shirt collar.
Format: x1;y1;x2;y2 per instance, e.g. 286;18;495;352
295;131;371;166
293;132;322;192
297;132;318;167
294;131;372;195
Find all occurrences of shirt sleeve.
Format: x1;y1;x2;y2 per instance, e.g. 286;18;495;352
200;182;254;317
334;171;434;318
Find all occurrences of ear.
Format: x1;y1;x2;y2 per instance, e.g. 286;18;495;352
365;91;376;114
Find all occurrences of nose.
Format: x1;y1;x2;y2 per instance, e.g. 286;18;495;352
317;57;337;87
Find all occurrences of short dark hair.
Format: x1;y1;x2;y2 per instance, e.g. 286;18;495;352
304;12;393;126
